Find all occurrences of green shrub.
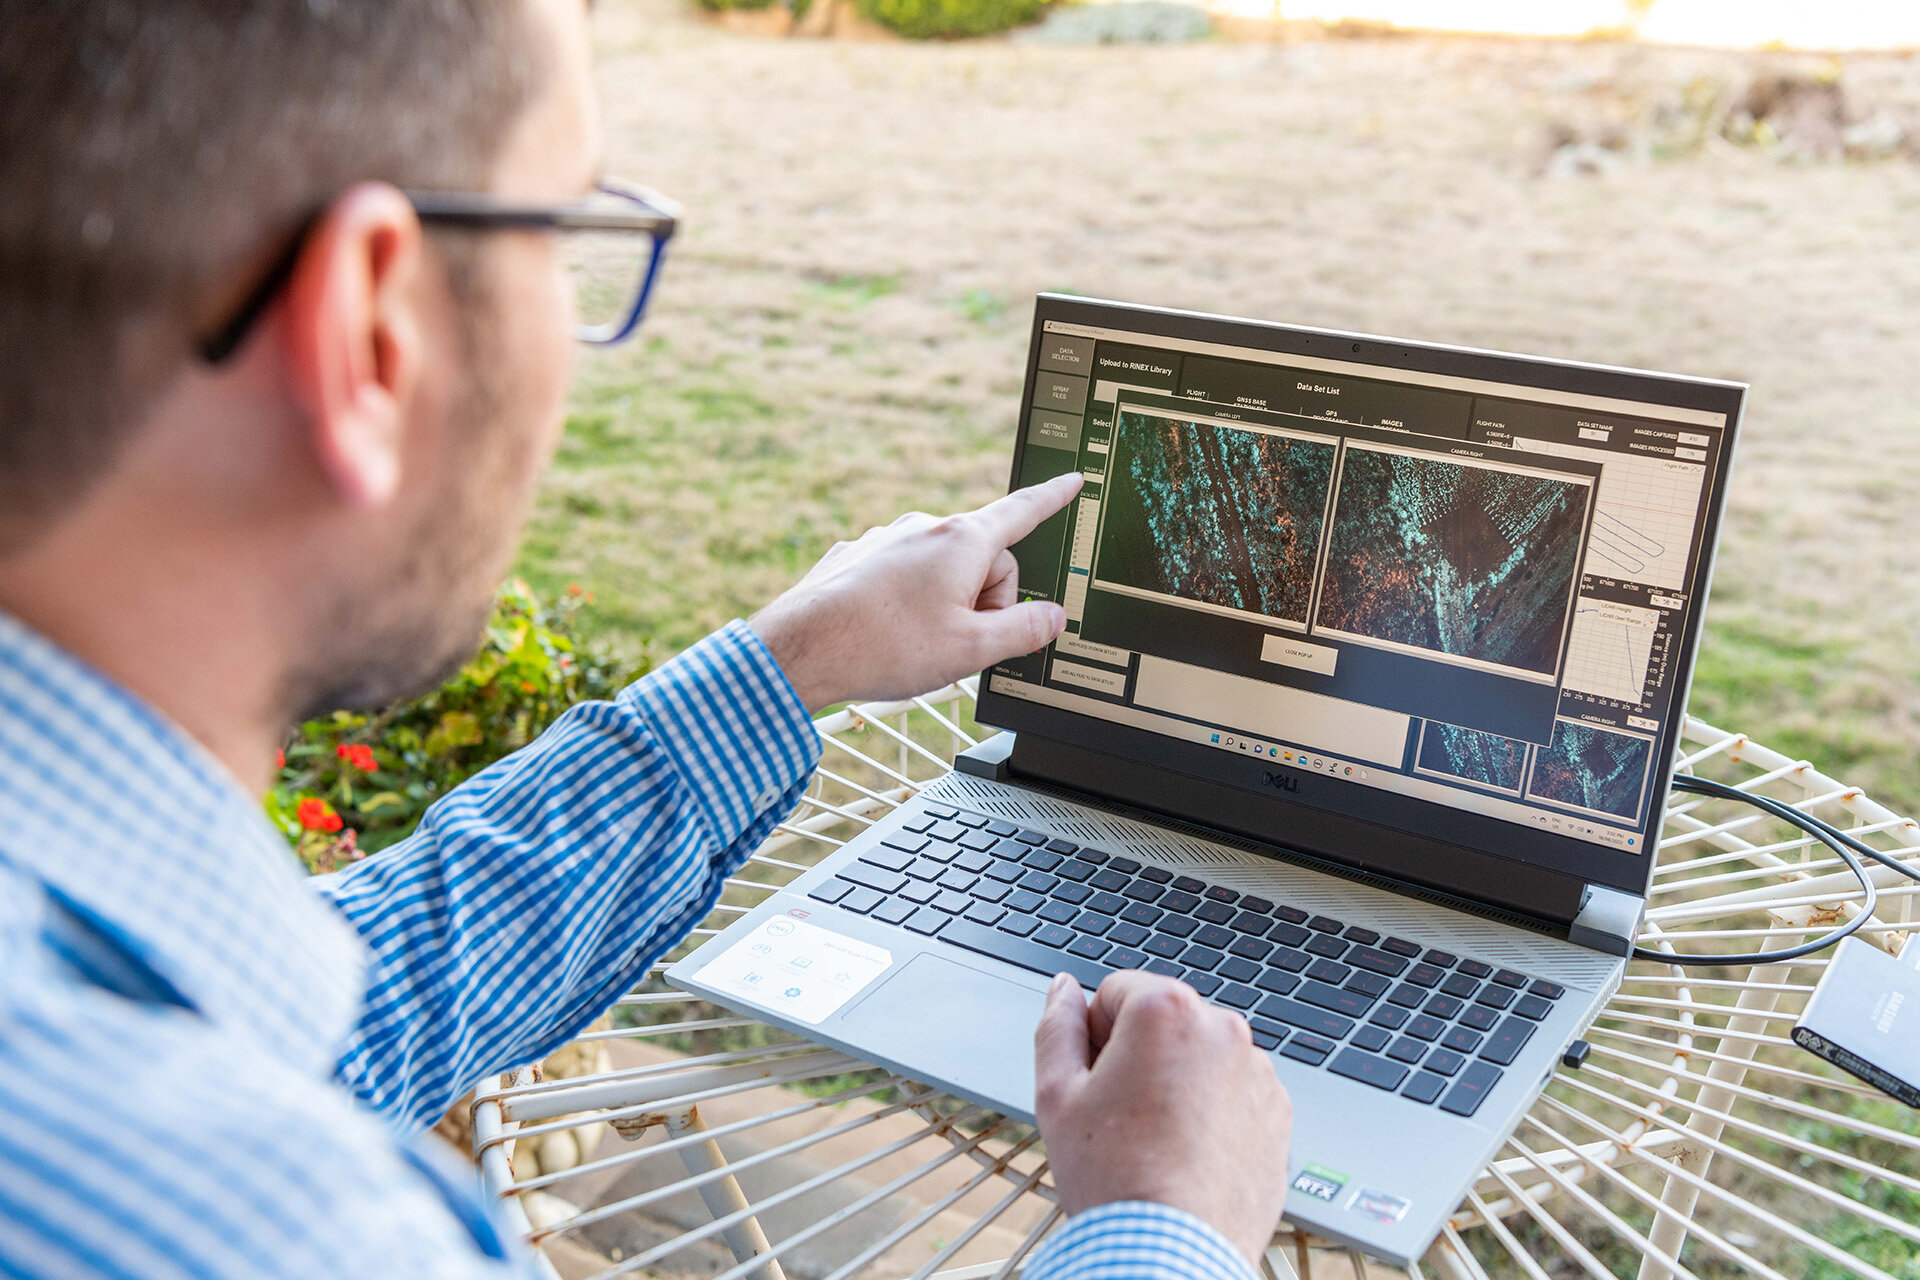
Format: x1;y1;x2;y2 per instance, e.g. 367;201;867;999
268;580;648;870
855;0;1044;40
691;0;779;14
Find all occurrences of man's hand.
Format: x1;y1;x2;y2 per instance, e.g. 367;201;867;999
1034;971;1293;1269
749;472;1083;710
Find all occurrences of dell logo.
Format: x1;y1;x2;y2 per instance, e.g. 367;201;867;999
1263;770;1300;793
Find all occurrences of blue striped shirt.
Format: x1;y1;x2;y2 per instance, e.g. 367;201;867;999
0;609;1252;1280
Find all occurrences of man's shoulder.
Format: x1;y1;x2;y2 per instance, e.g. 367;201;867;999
0;889;519;1280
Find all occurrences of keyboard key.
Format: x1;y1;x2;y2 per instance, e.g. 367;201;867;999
954;850;991;874
1119;902;1164;928
1403;1071;1448;1105
1305;958;1351;986
1273;905;1309;925
840;864;906;895
1347;971;1390;998
941;918;1114;991
1514;994;1553;1022
1005;888;1045;914
1051;882;1092;906
999;913;1038;937
1343;926;1380;946
1067;934;1111;961
990;837;1028;860
1270;947;1312;974
1423;949;1457;968
1282;1035;1333;1066
1140;865;1173;885
901;814;936;834
1406;1014;1446;1041
1229;936;1273;962
1215;982;1259;1010
1019;871;1059;894
1460;1005;1499;1032
1180;945;1224;971
1054;858;1096;883
1205;885;1240;904
1440;973;1481;999
1086;891;1128;916
1441;1026;1484;1055
1015;830;1049;846
1250;1014;1289;1040
1405;963;1444;988
1426;1048;1465;1076
1240;896;1274;915
1144;934;1186;959
1107;946;1147;970
1387;982;1425;1008
1256;994;1355;1040
1494;968;1528;989
1172;875;1206;893
1194;901;1235;925
861;848;916;874
1033;923;1076;949
1480;1016;1536;1066
958;830;997;853
905;907;948;935
1159;890;1200;914
1218;956;1261;984
1143;958;1184;979
873;900;915;926
1306;934;1349;960
881;832;929;855
964;902;1005;926
937;869;977;893
1044;837;1078;854
1308;915;1343;934
1387;1036;1427;1065
1194;924;1235;951
1158;914;1200;939
907;856;948;880
1251;1029;1283;1051
1267;921;1310;948
1346;946;1408;977
1381;936;1422;958
971;879;1009;905
927;820;965;842
1368;1003;1409;1030
1329;1048;1408;1092
1256;967;1300;996
1023;849;1063;873
1123;881;1165;904
842;886;885;914
1089;868;1129;893
932;890;970;914
1475;984;1515;1011
1458;959;1493;979
1351;1025;1391;1053
1440;1061;1503;1118
985;820;1017;837
984;860;1025;884
900;882;938;905
1037;901;1076;925
1107;856;1142;874
1230;910;1271;935
954;812;988;829
1076;847;1109;865
1298;980;1376;1019
809;878;853;904
1072;910;1112;937
1530;979;1566;1000
1109;922;1151;947
1425;994;1464;1020
1183;971;1224;998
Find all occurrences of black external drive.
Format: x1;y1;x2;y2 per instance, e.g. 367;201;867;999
1793;936;1920;1108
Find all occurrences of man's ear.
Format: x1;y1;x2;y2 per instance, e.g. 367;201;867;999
279;182;426;510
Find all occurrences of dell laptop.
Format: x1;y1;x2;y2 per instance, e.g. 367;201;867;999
671;295;1744;1265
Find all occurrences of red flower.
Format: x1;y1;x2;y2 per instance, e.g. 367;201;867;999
297;797;343;833
335;743;377;771
566;583;583;597
274;748;285;770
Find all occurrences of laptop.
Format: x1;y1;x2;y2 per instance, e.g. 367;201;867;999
670;295;1745;1265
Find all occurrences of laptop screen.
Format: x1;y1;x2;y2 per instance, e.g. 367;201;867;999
978;297;1741;883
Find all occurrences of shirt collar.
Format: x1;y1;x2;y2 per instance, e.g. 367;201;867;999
0;610;368;1076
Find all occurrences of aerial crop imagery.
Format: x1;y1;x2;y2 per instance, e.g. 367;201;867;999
1528;721;1653;820
1097;411;1337;624
1315;447;1590;676
1417;721;1528;793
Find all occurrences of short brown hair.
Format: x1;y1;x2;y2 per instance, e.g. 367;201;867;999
0;1;547;552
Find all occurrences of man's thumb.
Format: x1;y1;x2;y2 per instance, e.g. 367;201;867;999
1033;973;1091;1106
976;599;1067;665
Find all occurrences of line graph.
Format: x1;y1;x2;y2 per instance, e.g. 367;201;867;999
1514;440;1704;590
1563;598;1660;704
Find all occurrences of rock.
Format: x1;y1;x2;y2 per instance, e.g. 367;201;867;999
1016;1;1211;45
1843;113;1907;161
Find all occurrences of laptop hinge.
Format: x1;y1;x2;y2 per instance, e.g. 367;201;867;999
1568;884;1644;957
955;731;1016;782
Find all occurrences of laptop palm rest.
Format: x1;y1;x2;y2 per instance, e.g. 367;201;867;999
842;952;1047;1112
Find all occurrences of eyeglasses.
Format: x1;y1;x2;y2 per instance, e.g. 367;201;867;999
197;179;680;363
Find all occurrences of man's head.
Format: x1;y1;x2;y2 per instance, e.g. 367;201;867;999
0;0;599;769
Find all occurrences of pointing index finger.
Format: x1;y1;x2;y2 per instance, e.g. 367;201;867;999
972;472;1084;549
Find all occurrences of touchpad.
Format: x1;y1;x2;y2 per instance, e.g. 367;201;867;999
841;952;1047;1114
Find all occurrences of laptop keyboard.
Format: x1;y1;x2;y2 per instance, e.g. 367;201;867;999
805;802;1568;1119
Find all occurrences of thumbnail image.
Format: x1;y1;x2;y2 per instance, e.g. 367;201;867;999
1416;722;1527;793
1097;411;1337;624
1527;721;1653;821
1315;446;1589;676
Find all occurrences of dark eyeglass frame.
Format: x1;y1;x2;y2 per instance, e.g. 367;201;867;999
197;179;680;364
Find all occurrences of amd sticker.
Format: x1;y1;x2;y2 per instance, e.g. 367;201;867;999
1290;1163;1349;1202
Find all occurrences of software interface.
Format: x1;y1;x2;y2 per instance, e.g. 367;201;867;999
987;318;1733;854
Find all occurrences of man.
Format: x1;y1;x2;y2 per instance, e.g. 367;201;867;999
0;1;1292;1276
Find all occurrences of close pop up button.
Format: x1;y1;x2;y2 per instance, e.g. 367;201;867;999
1260;635;1338;677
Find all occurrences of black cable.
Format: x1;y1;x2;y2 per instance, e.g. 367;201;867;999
1628;773;1903;967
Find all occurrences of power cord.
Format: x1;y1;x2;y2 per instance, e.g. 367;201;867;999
1629;773;1920;967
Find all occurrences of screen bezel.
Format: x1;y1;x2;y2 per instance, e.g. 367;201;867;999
974;294;1746;925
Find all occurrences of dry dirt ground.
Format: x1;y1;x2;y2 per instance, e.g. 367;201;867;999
519;0;1920;811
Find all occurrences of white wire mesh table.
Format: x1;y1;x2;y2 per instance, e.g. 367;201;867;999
472;682;1920;1280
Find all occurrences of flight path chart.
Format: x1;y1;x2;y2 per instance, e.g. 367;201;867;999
1562;598;1661;706
1514;440;1704;591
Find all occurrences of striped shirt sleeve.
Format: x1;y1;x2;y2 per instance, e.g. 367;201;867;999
313;620;820;1130
1024;1201;1262;1280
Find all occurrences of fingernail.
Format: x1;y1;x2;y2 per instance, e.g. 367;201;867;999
1047;603;1067;632
1048;972;1070;996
